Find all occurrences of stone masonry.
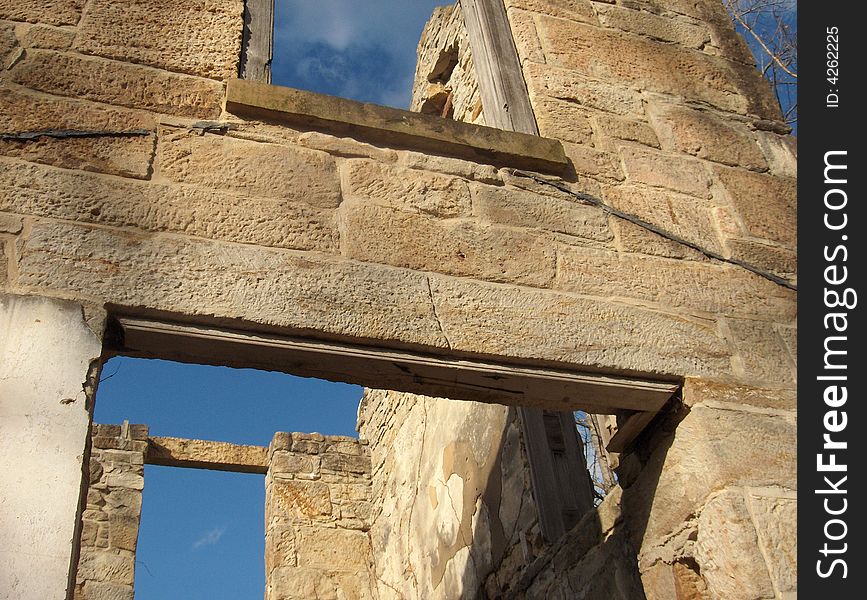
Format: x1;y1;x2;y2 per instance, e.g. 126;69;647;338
0;1;796;598
74;423;148;600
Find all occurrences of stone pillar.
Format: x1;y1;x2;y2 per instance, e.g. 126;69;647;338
0;293;103;600
74;423;148;600
265;432;376;600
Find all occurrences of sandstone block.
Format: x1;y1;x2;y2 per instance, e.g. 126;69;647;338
1;22;16;62
627;405;795;548
506;8;545;65
715;167;796;247
271;480;332;518
555;247;795;320
0;214;22;234
505;0;598;24
271;452;320;476
17;220;448;349
80;581;134;600
342;159;471;217
683;378;795;412
648;102;767;170
755;131;797;178
610;220;706;261
321;451;371;475
535;17;780;119
158;130;341;208
296;131;398;163
694;490;776;600
726;317;796;385
296;527;371;569
341;203;556;287
19;24;75;50
562;142;624;180
73;0;243;79
76;552;135;585
726;238;796;281
603;185;722;253
10;49;224;118
596;5;710;48
620;146;711;198
0;0;84;26
524;63;644;116
533;96;594;144
399;151;500;185
107;515;139;552
472;184;613;243
428;275;732;378
594;115;659;148
746;493;797;593
0;158;338;252
0;88;155;179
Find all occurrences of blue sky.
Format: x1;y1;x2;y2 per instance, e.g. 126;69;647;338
271;0;446;108
94;357;364;598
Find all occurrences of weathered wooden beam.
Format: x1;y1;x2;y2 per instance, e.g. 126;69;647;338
605;410;659;453
460;0;539;134
111;317;678;415
239;0;274;82
146;436;269;474
225;78;567;174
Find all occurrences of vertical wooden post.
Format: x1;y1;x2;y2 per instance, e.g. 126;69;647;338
239;0;275;83
459;0;539;134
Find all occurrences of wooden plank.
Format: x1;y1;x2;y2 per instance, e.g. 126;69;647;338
519;407;566;541
110;317;678;415
225;79;567;174
146;436;269;474
606;410;659;453
551;411;594;527
239;0;274;82
460;0;538;134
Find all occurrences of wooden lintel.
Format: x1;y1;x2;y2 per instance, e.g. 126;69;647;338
112;317;679;415
605;411;660;454
146;436;269;474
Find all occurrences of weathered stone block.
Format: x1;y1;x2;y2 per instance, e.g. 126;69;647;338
1;22;17;62
648;102;767;170
755;131;797;178
296;527;371;569
399;151;500;185
9;49;224;118
472;184;613;243
76;552;135;585
158;130;341;208
715;167;796;247
726;317;796;385
80;580;134;600
429;275;732;377
341;203;556;287
0;158;338;252
555;247;795;320
506;8;545;65
524;62;644;116
19;24;75;50
342;159;471;217
532;96;594;145
265;523;297;573
297;131;398;163
683;378;796;412
0;88;155;178
726;238;796;280
620;146;711;198
16;220;448;349
562;142;624;180
271;480;332;517
107;515;139;552
271;452;320;476
695;490;776;600
603;185;722;254
73;0;243;79
321;452;370;475
535;17;780;119
596;4;710;48
505;0;598;24
627;405;796;550
0;0;85;26
0;213;22;234
594;115;659;148
746;492;797;594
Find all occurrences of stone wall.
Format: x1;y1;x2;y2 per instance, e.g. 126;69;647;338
359;389;552;599
410;3;485;124
265;432;376;600
0;1;796;598
74;423;148;600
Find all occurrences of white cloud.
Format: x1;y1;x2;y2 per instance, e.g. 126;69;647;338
192;526;226;549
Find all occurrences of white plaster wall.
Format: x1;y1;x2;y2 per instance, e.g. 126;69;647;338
0;294;102;600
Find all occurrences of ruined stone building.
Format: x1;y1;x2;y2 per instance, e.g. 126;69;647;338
0;1;796;599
